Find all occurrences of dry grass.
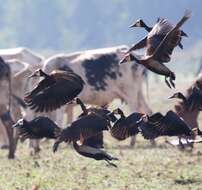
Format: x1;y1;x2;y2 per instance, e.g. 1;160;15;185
0;75;202;190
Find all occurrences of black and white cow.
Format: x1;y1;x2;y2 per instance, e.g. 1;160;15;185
43;45;152;146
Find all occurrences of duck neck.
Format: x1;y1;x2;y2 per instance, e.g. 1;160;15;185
179;94;187;104
119;111;126;119
78;101;88;115
142;22;152;32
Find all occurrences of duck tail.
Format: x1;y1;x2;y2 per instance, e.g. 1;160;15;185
175;10;192;29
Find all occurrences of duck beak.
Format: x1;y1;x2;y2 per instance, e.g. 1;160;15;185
12;123;19;128
129;23;138;28
28;72;38;78
119;54;132;64
168;95;175;99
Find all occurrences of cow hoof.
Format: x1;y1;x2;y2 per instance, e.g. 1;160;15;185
8;153;15;159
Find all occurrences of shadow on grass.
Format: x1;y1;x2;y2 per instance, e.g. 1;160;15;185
174;178;202;185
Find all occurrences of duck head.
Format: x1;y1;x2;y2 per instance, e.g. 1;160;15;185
28;69;45;78
168;92;185;100
119;53;138;64
129;19;145;28
12;118;27;128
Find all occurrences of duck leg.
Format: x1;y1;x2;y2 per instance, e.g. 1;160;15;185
104;159;117;168
169;76;175;88
165;75;175;89
165;77;172;89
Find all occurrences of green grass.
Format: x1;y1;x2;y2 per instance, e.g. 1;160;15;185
1;76;202;190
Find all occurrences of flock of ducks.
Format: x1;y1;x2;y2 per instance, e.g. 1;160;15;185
12;10;202;167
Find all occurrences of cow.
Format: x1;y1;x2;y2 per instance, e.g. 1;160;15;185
0;59;45;157
0;47;44;68
43;45;152;146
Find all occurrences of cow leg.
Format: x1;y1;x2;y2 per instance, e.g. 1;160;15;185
0;110;16;159
0;121;9;148
66;105;74;124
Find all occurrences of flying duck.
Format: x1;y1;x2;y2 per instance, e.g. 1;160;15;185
120;10;191;88
24;69;84;112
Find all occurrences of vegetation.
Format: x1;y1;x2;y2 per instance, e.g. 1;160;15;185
0;0;201;52
0;79;202;190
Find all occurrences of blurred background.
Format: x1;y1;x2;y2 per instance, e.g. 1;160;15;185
0;0;201;74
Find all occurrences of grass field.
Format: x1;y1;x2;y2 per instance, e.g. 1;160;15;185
0;76;202;190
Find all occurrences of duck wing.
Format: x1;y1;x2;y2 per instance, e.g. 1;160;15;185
187;87;202;111
16;117;60;140
128;37;147;52
25;73;84;112
110;113;143;141
140;111;192;139
53;114;109;152
151;10;191;61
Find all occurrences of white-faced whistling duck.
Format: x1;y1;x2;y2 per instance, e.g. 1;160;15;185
169;87;202;111
129;18;188;51
136;110;197;146
120;10;191;89
52;108;112;152
24;69;85;112
109;108;143;141
12;117;61;141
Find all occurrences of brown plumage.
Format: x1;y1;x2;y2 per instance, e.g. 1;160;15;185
129;18;188;52
120;10;191;88
24;69;84;112
12;117;61;141
169;87;202;111
110;108;143;141
53;112;111;152
137;110;195;140
71;98;117;148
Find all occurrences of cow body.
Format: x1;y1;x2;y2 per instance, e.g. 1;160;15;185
43;45;151;146
43;45;151;113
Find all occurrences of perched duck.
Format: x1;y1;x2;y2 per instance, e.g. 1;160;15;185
129;18;188;51
24;69;84;112
12;117;61;141
73;141;118;167
120;10;191;88
136;111;196;142
109;108;143;141
168;87;202;111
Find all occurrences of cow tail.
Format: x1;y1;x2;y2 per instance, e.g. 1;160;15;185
144;69;149;101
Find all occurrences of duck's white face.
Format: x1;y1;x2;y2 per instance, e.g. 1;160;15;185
135;20;142;27
13;118;24;128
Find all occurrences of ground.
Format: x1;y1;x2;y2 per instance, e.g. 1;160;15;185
0;75;202;190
